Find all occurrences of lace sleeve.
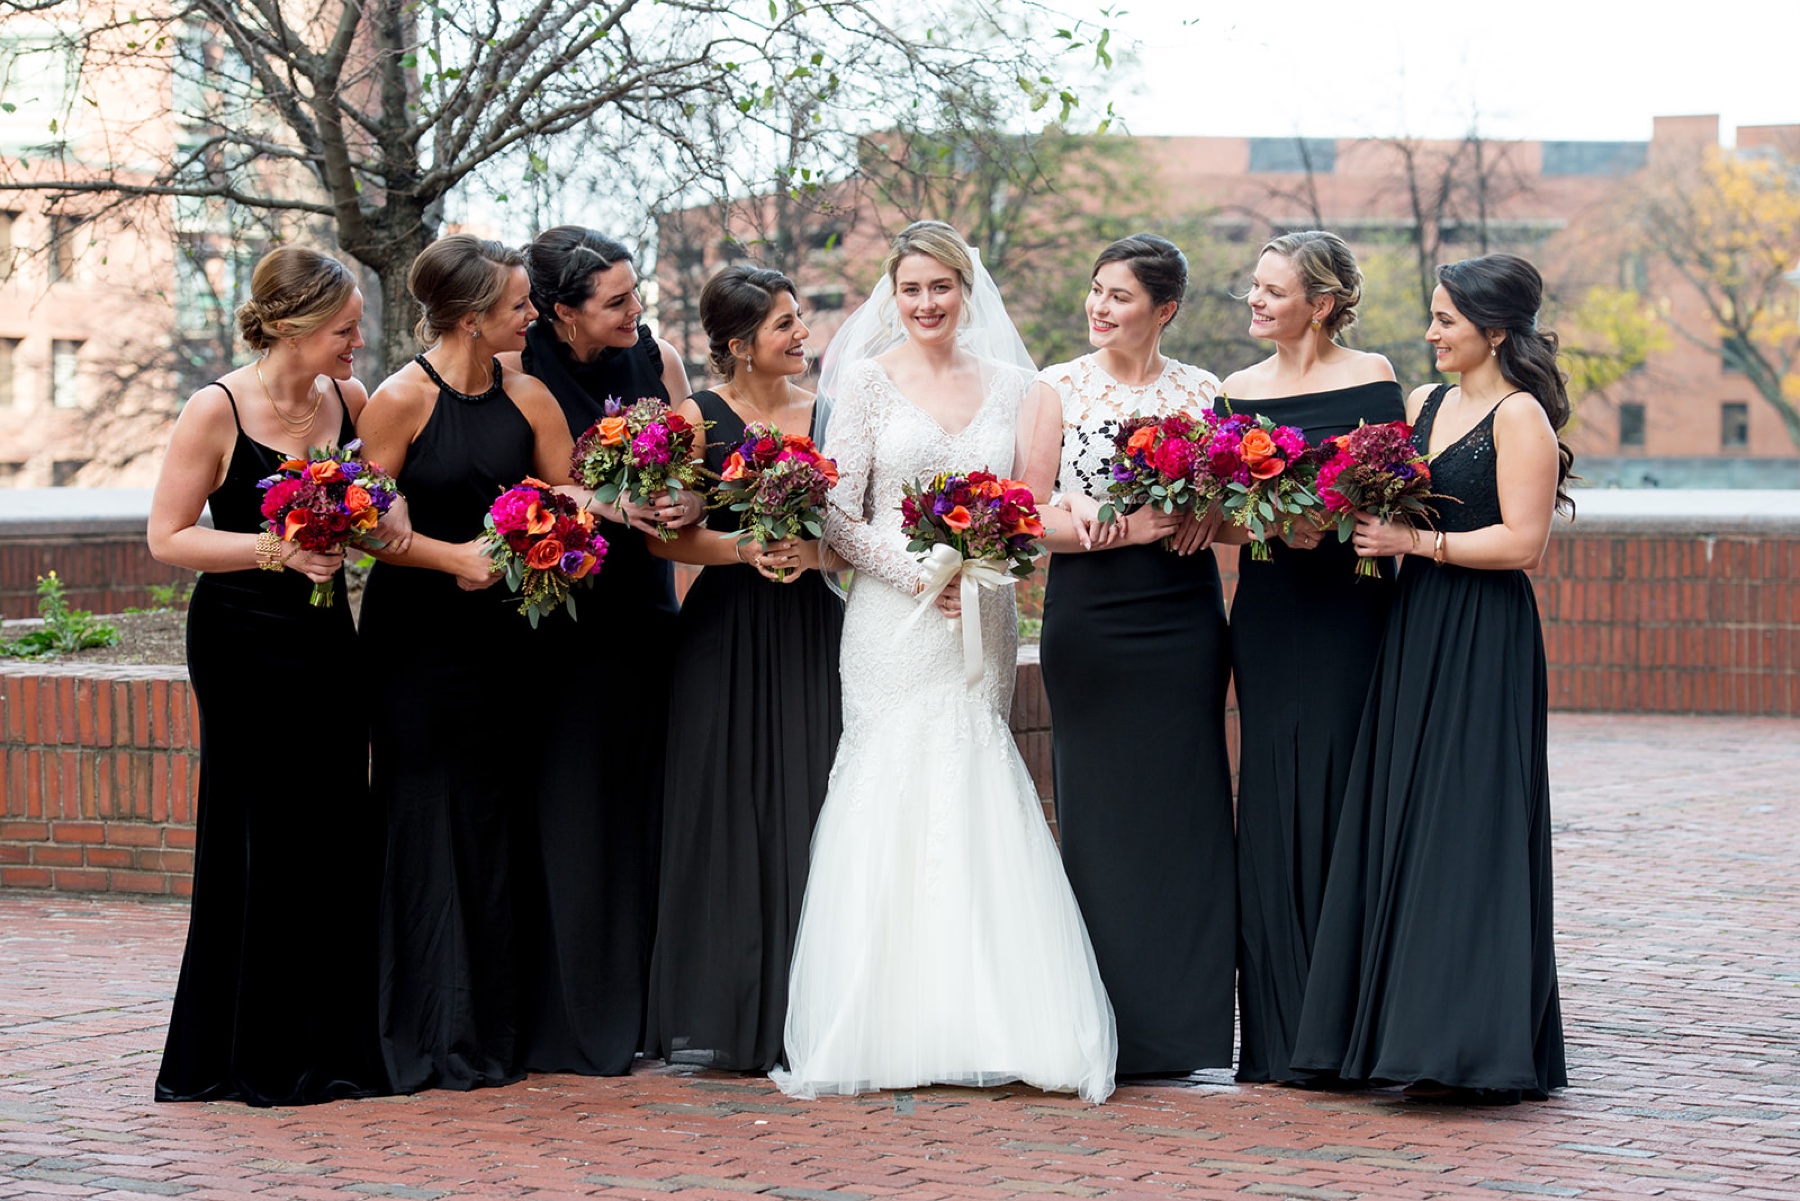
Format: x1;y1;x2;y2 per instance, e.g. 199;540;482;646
822;363;925;594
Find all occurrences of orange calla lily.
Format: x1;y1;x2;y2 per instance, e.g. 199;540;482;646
283;510;310;540
525;501;555;536
721;451;747;482
943;505;973;531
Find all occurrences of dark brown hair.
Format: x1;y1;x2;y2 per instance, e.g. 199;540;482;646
699;265;798;379
407;234;525;346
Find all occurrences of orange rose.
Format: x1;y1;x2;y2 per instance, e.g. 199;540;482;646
525;537;565;570
307;459;343;484
783;433;815;451
1127;425;1158;454
598;416;629;447
525;500;555;535
1239;428;1276;465
1249;456;1286;480
974;478;1004;500
345;485;371;511
721;451;747;482
943;505;973;531
283;510;310;540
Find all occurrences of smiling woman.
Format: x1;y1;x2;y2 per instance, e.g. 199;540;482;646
147;246;393;1106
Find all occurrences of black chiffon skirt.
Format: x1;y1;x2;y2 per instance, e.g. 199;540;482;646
644;563;843;1071
1040;544;1236;1075
1291;560;1566;1095
1231;537;1392;1082
156;570;387;1105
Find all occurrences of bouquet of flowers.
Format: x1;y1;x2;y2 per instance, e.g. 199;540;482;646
569;396;707;541
481;478;607;627
1206;412;1325;561
900;469;1044;580
1314;420;1440;577
899;469;1045;686
1098;411;1210;522
711;422;839;580
256;439;399;607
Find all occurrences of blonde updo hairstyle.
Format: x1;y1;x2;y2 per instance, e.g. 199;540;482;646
1260;230;1363;337
235;247;358;352
881;220;976;295
408;234;526;346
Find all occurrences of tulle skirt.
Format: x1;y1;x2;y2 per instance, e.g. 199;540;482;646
772;577;1116;1103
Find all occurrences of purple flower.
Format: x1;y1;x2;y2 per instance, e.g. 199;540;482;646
603;395;624;417
560;549;587;574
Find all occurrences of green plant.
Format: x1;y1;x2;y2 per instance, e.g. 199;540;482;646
126;578;198;613
0;573;122;659
1017;616;1043;643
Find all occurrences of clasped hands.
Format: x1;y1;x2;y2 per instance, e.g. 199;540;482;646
1062;495;1217;556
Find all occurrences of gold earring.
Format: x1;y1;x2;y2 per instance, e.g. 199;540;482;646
1309;318;1322;331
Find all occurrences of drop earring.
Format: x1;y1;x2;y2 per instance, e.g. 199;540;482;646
747;354;754;374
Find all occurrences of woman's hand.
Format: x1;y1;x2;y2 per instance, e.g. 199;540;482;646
744;536;811;582
1351;512;1422;559
934;583;962;618
283;544;345;586
657;488;705;531
373;493;414;556
1064;493;1127;551
1281;513;1327;551
449;538;504;590
1168;505;1222;556
1123;505;1183;547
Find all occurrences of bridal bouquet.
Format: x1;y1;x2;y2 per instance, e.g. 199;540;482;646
1207;412;1325;561
899;470;1044;687
256;439;399;607
570;396;707;540
1314;420;1440;577
481;478;607;627
712;423;839;579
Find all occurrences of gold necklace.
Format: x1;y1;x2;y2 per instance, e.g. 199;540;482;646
721;381;792;429
255;358;324;438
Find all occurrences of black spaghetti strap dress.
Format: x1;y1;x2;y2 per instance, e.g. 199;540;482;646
643;391;844;1071
156;384;387;1105
361;356;538;1093
1290;384;1566;1098
514;321;678;1073
1225;381;1404;1083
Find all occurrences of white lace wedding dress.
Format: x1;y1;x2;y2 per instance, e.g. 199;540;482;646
771;358;1117;1104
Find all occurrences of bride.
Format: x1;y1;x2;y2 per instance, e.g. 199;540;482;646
771;221;1117;1104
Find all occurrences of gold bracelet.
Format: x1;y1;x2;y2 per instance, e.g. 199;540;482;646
255;530;285;571
1433;531;1447;565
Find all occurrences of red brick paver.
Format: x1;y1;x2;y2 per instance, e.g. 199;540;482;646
2;713;1798;1200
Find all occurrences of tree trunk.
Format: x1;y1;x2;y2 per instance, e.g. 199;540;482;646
343;213;433;387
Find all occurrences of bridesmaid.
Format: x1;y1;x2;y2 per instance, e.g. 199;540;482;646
357;235;574;1092
504;226;696;1075
149;247;394;1105
1035;234;1236;1077
643;265;845;1071
1217;231;1402;1084
1291;253;1570;1103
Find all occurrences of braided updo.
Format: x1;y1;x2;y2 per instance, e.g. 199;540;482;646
235;247;358;351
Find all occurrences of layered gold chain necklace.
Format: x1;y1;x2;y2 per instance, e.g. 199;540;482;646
255;358;324;438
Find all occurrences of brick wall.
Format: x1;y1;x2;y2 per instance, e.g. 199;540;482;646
0;663;198;895
1;532;194;619
3;509;1796;898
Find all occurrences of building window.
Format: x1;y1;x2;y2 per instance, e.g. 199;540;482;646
1721;402;1749;450
1619;403;1645;448
1619;251;1648;292
48;214;83;282
1541;141;1649;177
1248;137;1336;174
0;337;17;408
51;458;87;486
0;461;22;486
51;338;80;408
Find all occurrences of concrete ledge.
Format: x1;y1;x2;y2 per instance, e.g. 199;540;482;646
1562;489;1800;536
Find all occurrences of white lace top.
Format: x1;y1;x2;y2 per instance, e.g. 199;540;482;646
823;357;1029;594
1038;354;1222;501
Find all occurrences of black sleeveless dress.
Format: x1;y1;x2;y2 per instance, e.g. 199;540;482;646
514;321;678;1073
643;391;844;1071
1040;541;1235;1075
1290;384;1566;1098
156;385;387;1105
1224;381;1405;1083
362;356;538;1093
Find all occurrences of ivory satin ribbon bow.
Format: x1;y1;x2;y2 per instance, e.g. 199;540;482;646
897;542;1016;687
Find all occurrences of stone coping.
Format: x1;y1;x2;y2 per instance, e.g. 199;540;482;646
1560;489;1800;536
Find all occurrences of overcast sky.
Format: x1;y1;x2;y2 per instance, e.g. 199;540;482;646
1096;0;1795;144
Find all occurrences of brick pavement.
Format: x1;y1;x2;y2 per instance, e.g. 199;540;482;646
1;712;1797;1200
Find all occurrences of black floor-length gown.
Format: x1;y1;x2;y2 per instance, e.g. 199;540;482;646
514;321;678;1073
1226;382;1404;1083
157;387;387;1105
1290;385;1566;1097
362;357;539;1093
644;392;844;1071
1040;545;1236;1075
